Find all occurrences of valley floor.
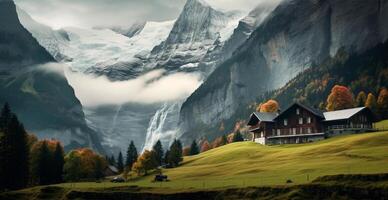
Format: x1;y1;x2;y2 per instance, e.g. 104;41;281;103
2;124;388;199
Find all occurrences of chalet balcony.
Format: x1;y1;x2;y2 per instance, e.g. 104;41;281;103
249;124;261;132
326;124;373;131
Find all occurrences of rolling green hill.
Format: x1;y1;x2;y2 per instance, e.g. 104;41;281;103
2;131;388;199
51;130;388;189
134;131;388;188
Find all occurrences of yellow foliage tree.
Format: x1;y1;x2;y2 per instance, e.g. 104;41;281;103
131;150;157;176
355;91;367;107
365;93;377;111
377;88;388;118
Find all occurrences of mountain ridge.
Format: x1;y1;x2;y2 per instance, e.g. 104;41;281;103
179;0;388;142
0;0;104;153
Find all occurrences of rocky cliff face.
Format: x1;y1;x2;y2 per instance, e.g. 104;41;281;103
16;6;70;61
0;0;104;153
179;0;388;141
148;0;242;73
198;1;281;76
109;21;147;38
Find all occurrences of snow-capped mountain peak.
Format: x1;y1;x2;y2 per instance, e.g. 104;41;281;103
147;0;244;72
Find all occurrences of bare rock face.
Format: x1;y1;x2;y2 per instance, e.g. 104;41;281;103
148;0;240;73
179;0;388;141
0;0;104;153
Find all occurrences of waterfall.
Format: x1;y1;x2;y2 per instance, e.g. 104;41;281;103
142;102;182;152
109;104;122;135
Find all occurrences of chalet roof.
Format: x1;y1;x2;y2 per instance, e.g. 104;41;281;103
274;102;324;120
107;165;119;173
323;107;367;121
252;112;278;122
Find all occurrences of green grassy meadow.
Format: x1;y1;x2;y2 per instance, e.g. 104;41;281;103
52;130;388;190
376;120;388;130
3;128;388;199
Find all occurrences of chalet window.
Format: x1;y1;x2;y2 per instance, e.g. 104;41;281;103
299;118;303;124
284;119;288;126
296;108;300;115
292;128;296;135
277;129;280;136
272;129;275;135
307;127;312;134
307;117;311;124
300;127;303;134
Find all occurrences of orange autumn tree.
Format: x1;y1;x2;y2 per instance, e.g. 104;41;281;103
259;100;279;112
212;135;228;148
326;85;354;111
182;146;191;156
200;140;211;152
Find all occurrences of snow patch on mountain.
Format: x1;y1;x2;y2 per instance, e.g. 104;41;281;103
58;20;174;73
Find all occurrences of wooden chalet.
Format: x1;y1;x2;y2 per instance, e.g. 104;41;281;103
248;102;377;145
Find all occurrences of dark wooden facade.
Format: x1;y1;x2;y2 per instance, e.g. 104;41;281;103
323;108;375;135
271;104;324;137
248;103;376;145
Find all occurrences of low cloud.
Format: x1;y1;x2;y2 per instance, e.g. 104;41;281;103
64;69;202;107
34;62;66;75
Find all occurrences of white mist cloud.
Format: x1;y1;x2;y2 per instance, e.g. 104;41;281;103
34;62;66;75
64;69;202;107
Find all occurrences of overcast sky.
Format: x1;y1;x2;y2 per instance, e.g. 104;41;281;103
14;0;262;29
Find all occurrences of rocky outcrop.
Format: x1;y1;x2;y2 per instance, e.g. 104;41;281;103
0;0;104;153
148;0;241;73
199;1;281;76
109;21;146;38
179;0;388;141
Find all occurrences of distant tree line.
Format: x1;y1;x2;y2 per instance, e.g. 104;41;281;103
0;103;109;191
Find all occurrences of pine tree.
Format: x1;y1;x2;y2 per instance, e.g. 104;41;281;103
94;157;104;180
164;150;170;166
117;152;124;173
0;103;11;130
126;140;138;170
189;140;199;156
167;139;183;168
232;131;244;142
152;140;163;166
53;143;64;183
38;141;51;185
0;103;12;190
0;104;29;190
109;155;116;166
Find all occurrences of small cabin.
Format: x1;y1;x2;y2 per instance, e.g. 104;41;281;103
248;103;377;145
